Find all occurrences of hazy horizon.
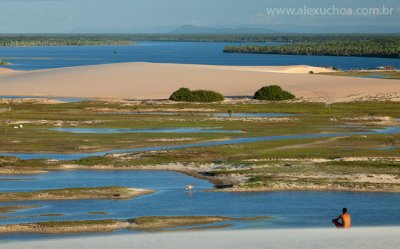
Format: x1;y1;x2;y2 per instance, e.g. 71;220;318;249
0;0;399;34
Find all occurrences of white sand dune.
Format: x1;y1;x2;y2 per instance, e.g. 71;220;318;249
0;68;18;75
3;227;400;249
0;62;399;102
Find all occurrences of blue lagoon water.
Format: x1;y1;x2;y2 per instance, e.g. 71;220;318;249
1;42;400;240
0;96;90;103
2;42;400;71
376;146;400;151
210;113;297;117
352;75;392;79
0;170;399;231
48;127;244;134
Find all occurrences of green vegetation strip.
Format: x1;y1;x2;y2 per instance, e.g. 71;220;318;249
0;216;268;234
0;187;154;202
88;211;108;215
0;205;39;213
224;39;400;58
170;88;224;102
209;159;400;192
318;71;400;80
0;35;133;46
1;33;399;44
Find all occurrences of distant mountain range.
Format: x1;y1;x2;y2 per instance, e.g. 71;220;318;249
69;24;399;34
170;25;277;34
170;24;399;34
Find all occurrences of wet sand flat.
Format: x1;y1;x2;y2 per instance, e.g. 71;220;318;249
4;227;400;249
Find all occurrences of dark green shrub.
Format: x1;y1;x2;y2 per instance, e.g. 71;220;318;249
254;85;295;101
169;88;193;102
0;60;11;65
169;88;224;102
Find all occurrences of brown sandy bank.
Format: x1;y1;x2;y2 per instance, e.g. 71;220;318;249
0;187;154;202
0;216;265;234
0;62;399;102
0;205;39;213
0;68;18;75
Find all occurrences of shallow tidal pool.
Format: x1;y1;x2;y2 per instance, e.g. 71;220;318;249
0;170;399;233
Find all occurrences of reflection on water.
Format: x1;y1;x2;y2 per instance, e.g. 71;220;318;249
48;127;245;134
210;113;296;117
103;112;296;117
376;146;400;151
0;96;90;103
353;75;391;79
0;170;399;234
3;42;400;71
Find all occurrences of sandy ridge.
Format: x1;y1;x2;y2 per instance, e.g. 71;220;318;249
0;187;154;202
0;62;399;102
0;68;18;75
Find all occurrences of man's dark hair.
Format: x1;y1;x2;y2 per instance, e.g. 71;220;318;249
342;208;348;213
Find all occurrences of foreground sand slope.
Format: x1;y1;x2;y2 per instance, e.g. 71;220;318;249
4;227;400;249
0;68;18;75
0;62;399;102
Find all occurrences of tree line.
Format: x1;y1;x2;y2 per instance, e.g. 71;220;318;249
0;35;133;46
1;34;400;46
223;39;400;58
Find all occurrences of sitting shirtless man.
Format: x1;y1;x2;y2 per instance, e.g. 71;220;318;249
332;208;352;229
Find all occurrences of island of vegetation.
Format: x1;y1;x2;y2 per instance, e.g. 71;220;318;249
223;39;400;58
0;35;133;46
2;34;399;46
0;205;39;213
0;187;154;202
0;216;267;234
254;85;295;101
0;60;11;65
169;87;224;102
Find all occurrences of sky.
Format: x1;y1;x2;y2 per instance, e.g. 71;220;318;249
0;0;399;33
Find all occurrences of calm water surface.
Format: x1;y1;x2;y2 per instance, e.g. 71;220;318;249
353;75;392;79
0;170;399;231
211;113;297;117
0;96;90;103
2;42;400;70
376;146;400;151
48;127;244;134
103;112;296;117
